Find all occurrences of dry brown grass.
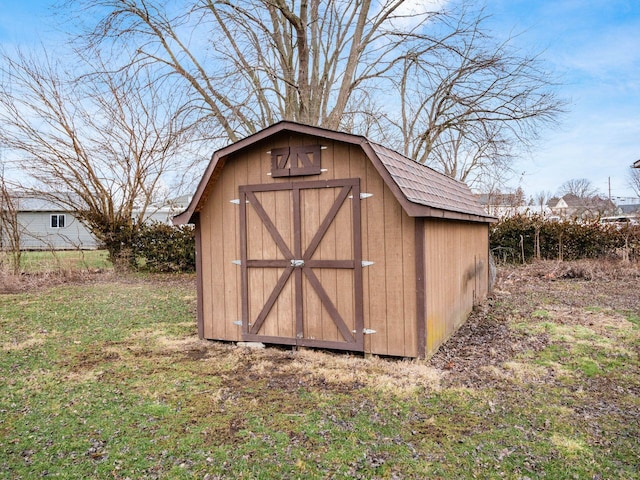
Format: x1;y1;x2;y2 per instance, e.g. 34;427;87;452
2;334;48;352
500;257;640;281
0;269;113;294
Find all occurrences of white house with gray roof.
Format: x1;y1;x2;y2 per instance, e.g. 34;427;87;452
2;194;190;251
4;196;99;251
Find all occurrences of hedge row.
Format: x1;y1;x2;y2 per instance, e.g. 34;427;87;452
129;222;196;273
490;215;640;263
124;215;639;271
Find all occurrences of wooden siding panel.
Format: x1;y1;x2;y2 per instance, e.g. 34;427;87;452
335;191;355;342
302;187;323;341
317;186;339;342
348;145;372;353
203;159;225;340
332;142;354;343
245;151;266;336
383;184;406;356
364;160;388;354
274;189;295;338
260;190;279;338
425;220;489;357
415;218;427;358
401;211;417;358
223;160;243;340
246;199;265;335
199;208;214;339
198;151;248;342
425;221;444;354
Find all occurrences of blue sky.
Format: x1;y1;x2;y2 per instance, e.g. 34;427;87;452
486;0;640;201
0;0;59;45
2;0;639;200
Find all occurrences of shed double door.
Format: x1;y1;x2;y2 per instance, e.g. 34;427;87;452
239;179;364;351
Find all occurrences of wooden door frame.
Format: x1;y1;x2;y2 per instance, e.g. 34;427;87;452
239;179;364;351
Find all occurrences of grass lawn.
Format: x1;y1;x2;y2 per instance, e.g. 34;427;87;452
1;250;112;273
0;262;638;479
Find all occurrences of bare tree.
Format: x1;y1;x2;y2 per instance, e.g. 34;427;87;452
534;190;553;214
629;166;640;198
558;178;600;199
68;0;564;183
395;7;562;183
0;48;193;263
422;124;514;188
0;170;22;274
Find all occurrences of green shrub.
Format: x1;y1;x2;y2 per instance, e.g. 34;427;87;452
490;215;639;263
131;222;196;272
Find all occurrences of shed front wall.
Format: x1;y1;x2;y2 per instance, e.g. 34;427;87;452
423;219;489;356
197;132;418;357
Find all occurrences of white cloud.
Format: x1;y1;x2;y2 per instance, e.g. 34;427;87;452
392;0;449;16
374;0;450;28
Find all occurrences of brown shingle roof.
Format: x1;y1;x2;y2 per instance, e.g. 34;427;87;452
369;142;488;218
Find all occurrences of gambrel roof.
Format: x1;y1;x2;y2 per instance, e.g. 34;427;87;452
174;121;495;225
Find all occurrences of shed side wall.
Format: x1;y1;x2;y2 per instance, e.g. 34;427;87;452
424;219;489;357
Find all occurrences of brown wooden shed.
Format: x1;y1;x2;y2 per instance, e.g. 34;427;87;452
174;122;495;358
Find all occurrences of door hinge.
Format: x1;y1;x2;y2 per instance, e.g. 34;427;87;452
361;261;375;267
232;260;241;265
353;328;377;334
348;193;373;199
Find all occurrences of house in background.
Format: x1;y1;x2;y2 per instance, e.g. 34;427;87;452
7;196;99;251
547;194;617;220
477;189;556;219
1;194;190;251
477;190;525;217
619;203;640;215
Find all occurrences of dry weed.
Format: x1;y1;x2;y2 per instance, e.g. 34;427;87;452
287;349;443;394
499;258;640;282
0;269;114;294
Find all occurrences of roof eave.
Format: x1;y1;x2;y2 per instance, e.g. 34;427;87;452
402;202;497;223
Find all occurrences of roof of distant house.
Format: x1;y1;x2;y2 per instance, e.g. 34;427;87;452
619;204;640;214
548;194;615;209
9;195;69;212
